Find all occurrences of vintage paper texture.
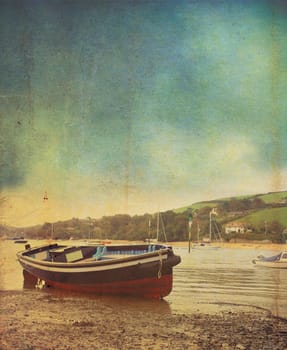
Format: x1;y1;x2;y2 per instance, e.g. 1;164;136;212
0;1;286;227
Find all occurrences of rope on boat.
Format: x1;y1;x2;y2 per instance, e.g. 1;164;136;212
158;250;163;279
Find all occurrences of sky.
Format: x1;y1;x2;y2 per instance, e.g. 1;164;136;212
0;0;287;227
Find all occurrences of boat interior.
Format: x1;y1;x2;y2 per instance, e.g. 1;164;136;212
23;243;165;263
261;251;287;262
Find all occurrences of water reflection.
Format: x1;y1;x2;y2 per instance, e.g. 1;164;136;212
0;240;24;290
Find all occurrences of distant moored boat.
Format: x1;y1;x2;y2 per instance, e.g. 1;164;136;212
252;251;287;269
14;239;28;244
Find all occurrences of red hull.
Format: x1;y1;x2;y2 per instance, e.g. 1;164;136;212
44;274;173;299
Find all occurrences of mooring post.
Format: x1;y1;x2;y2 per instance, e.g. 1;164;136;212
188;212;192;253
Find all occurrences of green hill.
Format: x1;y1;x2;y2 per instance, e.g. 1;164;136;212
174;200;221;213
173;191;287;238
256;191;287;204
175;191;287;213
243;207;287;228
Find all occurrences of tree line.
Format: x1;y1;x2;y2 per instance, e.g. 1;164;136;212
1;196;286;243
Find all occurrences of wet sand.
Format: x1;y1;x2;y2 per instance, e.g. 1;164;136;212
1;290;287;350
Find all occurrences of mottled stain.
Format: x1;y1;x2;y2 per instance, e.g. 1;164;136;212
0;0;286;225
270;10;282;192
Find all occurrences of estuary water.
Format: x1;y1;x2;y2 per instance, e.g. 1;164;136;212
0;240;286;319
171;246;287;319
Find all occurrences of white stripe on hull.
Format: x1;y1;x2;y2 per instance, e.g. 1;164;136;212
19;254;168;273
254;261;287;268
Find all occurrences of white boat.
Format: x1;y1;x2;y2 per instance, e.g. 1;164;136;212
252;251;287;268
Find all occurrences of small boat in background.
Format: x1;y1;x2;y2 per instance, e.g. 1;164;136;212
17;243;181;299
192;242;220;250
252;251;287;269
14;239;28;244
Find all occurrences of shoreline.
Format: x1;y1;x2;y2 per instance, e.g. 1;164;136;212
169;241;287;251
1;290;287;350
3;237;286;252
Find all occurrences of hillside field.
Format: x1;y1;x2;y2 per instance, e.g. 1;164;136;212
241;207;287;228
173;191;287;230
256;191;287;203
175;191;287;214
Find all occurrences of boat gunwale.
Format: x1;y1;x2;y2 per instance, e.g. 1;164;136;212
17;244;171;269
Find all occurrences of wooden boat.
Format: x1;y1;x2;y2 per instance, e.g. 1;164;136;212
252;251;287;269
17;243;181;299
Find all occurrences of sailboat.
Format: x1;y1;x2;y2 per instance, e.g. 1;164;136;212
208;208;222;242
192;208;221;249
146;212;167;243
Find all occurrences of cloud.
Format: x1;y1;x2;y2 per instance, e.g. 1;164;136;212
1;0;287;225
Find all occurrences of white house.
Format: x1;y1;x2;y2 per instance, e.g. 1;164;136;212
225;222;246;234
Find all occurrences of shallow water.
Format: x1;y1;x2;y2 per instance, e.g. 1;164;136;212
170;246;287;318
1;240;286;318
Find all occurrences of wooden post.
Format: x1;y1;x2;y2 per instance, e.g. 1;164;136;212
188;213;192;253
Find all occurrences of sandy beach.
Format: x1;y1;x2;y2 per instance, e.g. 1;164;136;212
1;290;287;350
1;240;287;349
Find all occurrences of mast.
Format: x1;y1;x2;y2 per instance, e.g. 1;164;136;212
156;212;160;241
148;219;151;244
209;210;212;242
209;208;222;242
160;213;167;242
154;212;167;242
